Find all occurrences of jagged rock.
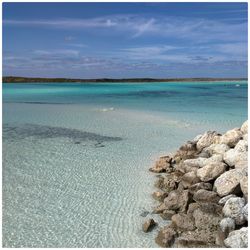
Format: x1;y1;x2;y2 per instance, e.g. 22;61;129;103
193;207;222;231
142;218;157;232
224;227;248;248
171;213;195;231
164;190;191;213
149;156;172;173
220;217;235;235
153;202;167;214
197;151;210;158
181;171;200;188
241;120;248;134
193;189;220;203
218;194;237;205
196;131;221;151
223;197;246;225
223;148;248;167
242;204;248;221
160;210;176;220
204;143;230;156
174;141;198;160
155;225;177;247
155;172;182;192
197;162;227;182
187;203;200;216
240;176;248;201
193;134;203;142
189;182;212;194
152;191;168;202
219;128;243;147
213;169;247;197
174;229;218;247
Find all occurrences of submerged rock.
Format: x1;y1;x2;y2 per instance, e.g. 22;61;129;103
142;218;157;232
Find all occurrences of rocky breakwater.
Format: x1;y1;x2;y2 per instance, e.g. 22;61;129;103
146;121;248;248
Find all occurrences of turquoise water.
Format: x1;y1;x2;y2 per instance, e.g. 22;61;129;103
3;81;247;247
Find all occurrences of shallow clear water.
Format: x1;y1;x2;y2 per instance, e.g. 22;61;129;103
3;81;247;247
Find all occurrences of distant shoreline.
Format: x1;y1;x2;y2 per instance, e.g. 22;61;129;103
2;76;247;83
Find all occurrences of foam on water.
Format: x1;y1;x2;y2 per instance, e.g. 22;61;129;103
2;81;247;247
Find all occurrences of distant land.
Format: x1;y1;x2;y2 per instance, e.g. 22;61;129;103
3;76;247;83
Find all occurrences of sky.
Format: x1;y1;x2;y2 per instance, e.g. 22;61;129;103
2;2;248;78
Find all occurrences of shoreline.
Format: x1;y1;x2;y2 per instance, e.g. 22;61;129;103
3;76;247;84
144;121;248;248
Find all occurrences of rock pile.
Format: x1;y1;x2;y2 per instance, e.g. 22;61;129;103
147;121;248;248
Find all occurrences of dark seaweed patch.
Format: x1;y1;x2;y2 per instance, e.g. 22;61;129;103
3;123;122;145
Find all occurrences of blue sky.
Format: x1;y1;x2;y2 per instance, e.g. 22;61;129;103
3;2;248;78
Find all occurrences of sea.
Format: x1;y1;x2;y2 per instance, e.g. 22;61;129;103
2;81;248;247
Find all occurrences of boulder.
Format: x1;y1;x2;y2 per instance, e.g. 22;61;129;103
174;229;218;247
234;139;248;152
219;128;243;147
241;120;248;134
142;218;157;232
160;210;176;220
189;182;212;195
155;225;177;247
171;213;195;232
154;172;182;192
204;143;230;156
218;194;237;205
235;160;248;170
219;217;235;235
197;162;227;182
223;148;247;167
193;207;222;231
224;227;248;248
213;169;246;197
182;154;223;170
181;171;200;188
153;202;167;214
149;156;172;173
164;190;191;213
223;197;246;225
243;133;248;141
174;141;198;160
152;191;168;202
196;131;221;151
193;189;220;203
242;204;248;221
240;176;248;201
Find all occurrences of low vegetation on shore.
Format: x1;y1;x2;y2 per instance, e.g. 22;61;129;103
2;76;247;83
144;121;248;248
